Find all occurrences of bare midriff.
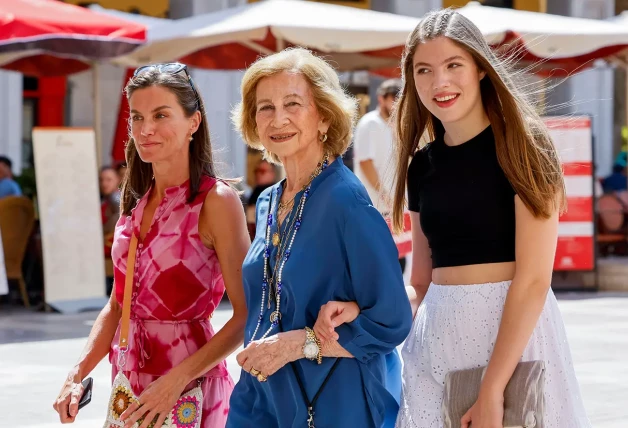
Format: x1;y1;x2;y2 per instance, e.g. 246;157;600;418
432;261;516;285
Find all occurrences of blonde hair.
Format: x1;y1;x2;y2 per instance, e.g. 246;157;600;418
232;47;358;163
391;8;566;232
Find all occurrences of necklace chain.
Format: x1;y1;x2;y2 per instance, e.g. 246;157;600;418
250;152;330;342
276;158;328;217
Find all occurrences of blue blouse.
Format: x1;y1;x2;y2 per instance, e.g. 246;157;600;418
226;157;412;428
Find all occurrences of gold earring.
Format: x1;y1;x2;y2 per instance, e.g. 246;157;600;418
320;133;328;143
189;135;193;142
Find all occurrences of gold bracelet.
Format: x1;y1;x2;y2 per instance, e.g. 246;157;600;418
305;327;323;365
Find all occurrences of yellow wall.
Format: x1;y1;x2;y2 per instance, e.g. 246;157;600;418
62;0;169;18
442;0;466;7
248;0;370;9
513;0;545;12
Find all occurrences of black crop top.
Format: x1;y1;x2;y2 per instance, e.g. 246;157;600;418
407;125;516;268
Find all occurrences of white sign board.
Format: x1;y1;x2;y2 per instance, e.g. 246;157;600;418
32;128;107;313
0;228;7;296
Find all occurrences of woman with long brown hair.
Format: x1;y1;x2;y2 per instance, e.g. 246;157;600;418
53;63;249;428
315;8;591;428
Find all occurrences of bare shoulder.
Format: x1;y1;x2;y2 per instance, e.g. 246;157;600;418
199;180;246;247
204;180;242;207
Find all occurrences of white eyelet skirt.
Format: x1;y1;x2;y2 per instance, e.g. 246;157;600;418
395;281;591;428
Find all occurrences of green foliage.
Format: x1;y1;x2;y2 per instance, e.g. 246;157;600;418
14;167;37;198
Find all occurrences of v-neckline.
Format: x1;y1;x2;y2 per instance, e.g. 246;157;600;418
264;156;342;269
133;181;188;243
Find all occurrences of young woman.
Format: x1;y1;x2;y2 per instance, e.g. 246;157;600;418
316;8;591;428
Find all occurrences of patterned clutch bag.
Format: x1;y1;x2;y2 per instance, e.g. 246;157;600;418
103;234;203;428
442;360;545;428
104;372;203;428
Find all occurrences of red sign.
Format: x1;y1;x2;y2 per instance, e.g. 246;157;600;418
386;211;412;257
545;116;595;271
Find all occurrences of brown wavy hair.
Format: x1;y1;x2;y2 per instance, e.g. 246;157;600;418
231;47;358;164
120;68;219;215
391;8;566;233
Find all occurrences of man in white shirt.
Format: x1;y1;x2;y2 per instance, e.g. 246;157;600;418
353;79;400;213
353;79;406;271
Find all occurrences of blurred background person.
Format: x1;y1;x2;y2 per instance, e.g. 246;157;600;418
352;79;406;273
99;165;121;296
115;161;128;182
246;159;279;218
601;161;627;193
245;158;279;241
0;156;22;199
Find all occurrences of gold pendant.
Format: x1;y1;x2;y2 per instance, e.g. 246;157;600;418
270;311;281;323
272;232;280;246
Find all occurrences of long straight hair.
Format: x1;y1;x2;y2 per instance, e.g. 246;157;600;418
391;8;566;232
120;69;218;215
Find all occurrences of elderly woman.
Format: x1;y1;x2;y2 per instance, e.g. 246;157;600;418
226;48;412;428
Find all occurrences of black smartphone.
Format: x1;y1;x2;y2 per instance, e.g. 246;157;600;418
77;377;93;410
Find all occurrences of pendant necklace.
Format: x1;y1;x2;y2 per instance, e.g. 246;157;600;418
250;152;330;341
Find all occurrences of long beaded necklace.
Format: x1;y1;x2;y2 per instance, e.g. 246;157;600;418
266;209;297;308
250;153;330;342
271;156;330;247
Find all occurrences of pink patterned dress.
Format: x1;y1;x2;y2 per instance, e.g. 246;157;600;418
109;176;234;427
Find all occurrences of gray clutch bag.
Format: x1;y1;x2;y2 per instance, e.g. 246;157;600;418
442;360;545;428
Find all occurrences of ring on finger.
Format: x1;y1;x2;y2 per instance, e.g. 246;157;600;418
257;373;268;382
250;368;261;376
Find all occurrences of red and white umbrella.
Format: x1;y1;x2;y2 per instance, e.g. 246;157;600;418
0;0;147;164
374;2;628;78
113;0;418;71
455;2;628;75
112;0;628;78
0;0;146;76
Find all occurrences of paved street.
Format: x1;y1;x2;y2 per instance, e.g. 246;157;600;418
1;293;626;428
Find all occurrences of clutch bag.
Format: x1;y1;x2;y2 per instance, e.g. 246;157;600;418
442;360;545;428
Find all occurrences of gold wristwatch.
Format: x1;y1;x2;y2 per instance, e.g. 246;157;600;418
303;327;322;364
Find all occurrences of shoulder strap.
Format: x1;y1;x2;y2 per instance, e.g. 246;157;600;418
119;233;138;350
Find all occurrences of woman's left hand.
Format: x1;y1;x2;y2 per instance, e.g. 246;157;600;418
460;390;504;428
120;370;189;428
236;330;305;380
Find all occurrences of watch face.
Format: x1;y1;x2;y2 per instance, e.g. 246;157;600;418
304;342;319;359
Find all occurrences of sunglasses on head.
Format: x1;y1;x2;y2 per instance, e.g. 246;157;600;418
133;62;200;107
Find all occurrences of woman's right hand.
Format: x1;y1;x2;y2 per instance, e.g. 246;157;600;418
314;301;360;344
52;370;84;424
